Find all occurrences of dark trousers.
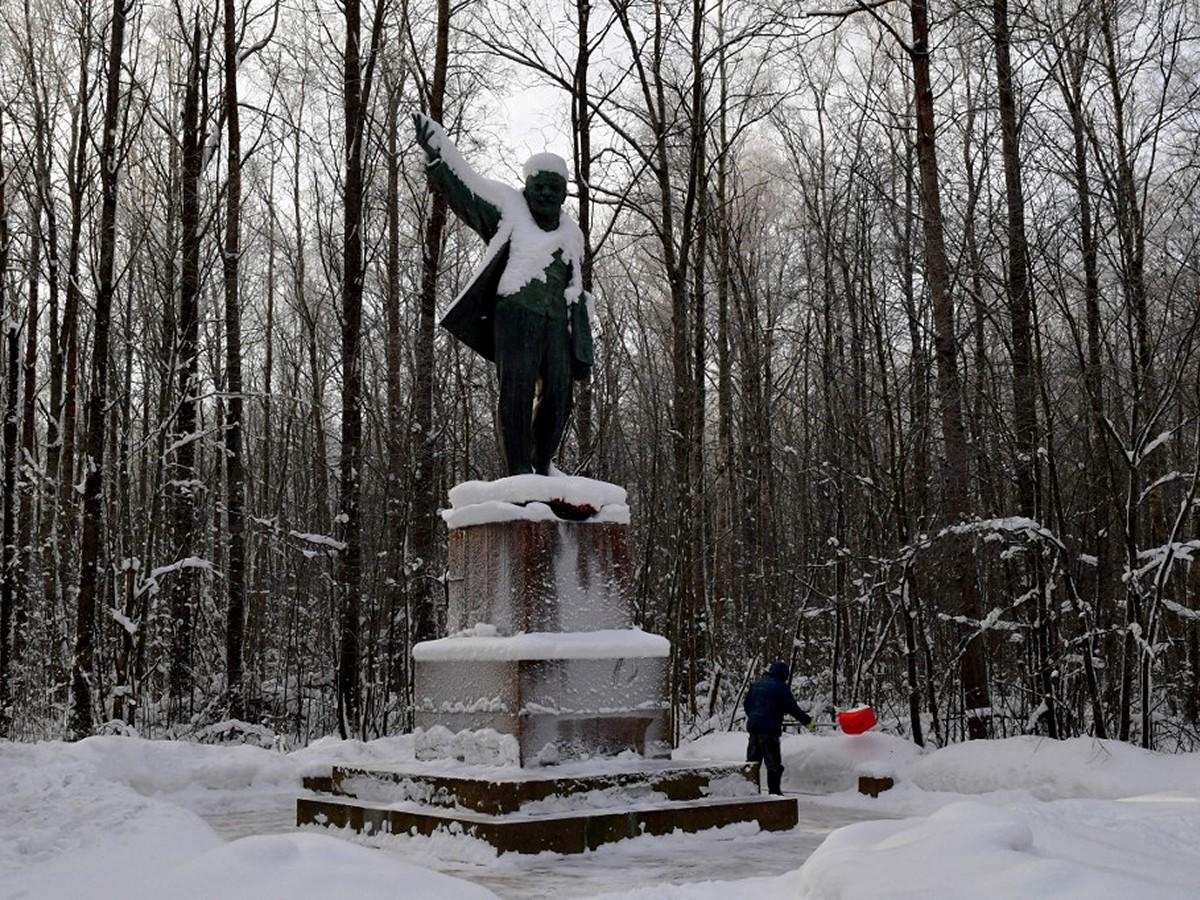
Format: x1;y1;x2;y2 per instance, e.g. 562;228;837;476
493;304;573;476
747;732;784;795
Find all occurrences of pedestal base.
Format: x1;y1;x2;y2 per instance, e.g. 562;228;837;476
297;761;797;855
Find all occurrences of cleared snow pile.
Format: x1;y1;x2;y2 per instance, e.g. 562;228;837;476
287;732;416;778
414;725;521;766
789;797;1200;899
674;730;922;793
194;719;278;748
909;735;1200;800
1;735;301;817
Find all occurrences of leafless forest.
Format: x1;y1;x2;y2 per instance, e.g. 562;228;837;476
0;0;1198;751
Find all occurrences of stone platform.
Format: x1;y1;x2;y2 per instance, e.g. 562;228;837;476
297;760;799;854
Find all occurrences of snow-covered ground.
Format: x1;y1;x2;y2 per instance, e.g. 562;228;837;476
2;729;1198;899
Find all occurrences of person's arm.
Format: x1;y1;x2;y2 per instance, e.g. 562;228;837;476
790;693;813;727
780;684;812;727
413;113;502;240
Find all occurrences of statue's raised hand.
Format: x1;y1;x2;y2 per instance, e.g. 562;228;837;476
413;113;438;162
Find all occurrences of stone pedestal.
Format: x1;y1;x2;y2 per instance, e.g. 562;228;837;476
445;519;633;633
412;475;671;766
301;476;793;855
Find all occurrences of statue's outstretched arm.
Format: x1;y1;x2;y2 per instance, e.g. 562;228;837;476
413;113;502;241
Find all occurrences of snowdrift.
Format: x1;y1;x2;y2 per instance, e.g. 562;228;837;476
0;733;495;900
675;730;1200;801
789;796;1200;899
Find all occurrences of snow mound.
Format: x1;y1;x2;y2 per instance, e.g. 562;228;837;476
2;736;298;803
909;735;1200;800
1;735;496;900
0;744;223;899
674;731;922;793
415;726;521;767
790;797;1200;899
132;831;498;900
781;731;923;792
194;718;278;748
676;732;1200;801
287;733;416;777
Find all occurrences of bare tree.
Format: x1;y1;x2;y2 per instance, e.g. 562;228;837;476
409;0;450;645
71;0;132;739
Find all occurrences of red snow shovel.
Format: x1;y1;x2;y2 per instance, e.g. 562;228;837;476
837;705;877;734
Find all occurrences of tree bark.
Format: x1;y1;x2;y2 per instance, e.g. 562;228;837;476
71;0;130;739
992;0;1057;737
222;0;247;720
336;0;366;738
168;17;206;724
909;0;991;739
337;0;385;738
411;0;450;644
0;120;14;735
572;0;595;469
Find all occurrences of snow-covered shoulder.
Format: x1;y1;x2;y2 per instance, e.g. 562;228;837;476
417;113;589;318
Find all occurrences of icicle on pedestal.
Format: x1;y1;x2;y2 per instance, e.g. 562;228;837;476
412;475;671;766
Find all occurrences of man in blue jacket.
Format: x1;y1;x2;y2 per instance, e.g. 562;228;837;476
744;661;814;795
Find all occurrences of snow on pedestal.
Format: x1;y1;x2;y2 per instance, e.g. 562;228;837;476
445;473;628;514
414;628;669;661
415;475;670;766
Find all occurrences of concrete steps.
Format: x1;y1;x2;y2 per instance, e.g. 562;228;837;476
297;761;799;854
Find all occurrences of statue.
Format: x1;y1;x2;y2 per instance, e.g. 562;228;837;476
414;113;594;477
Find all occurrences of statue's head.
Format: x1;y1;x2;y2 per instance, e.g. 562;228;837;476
522;152;569;224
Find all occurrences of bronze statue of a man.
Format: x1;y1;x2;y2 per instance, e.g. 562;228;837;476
414;114;594;477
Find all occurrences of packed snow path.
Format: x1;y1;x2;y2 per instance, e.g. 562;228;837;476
199;794;877;899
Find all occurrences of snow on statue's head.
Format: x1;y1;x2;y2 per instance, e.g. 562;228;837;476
522;152;570;182
522;153;569;226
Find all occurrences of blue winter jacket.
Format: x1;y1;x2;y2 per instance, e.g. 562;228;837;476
744;662;811;736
